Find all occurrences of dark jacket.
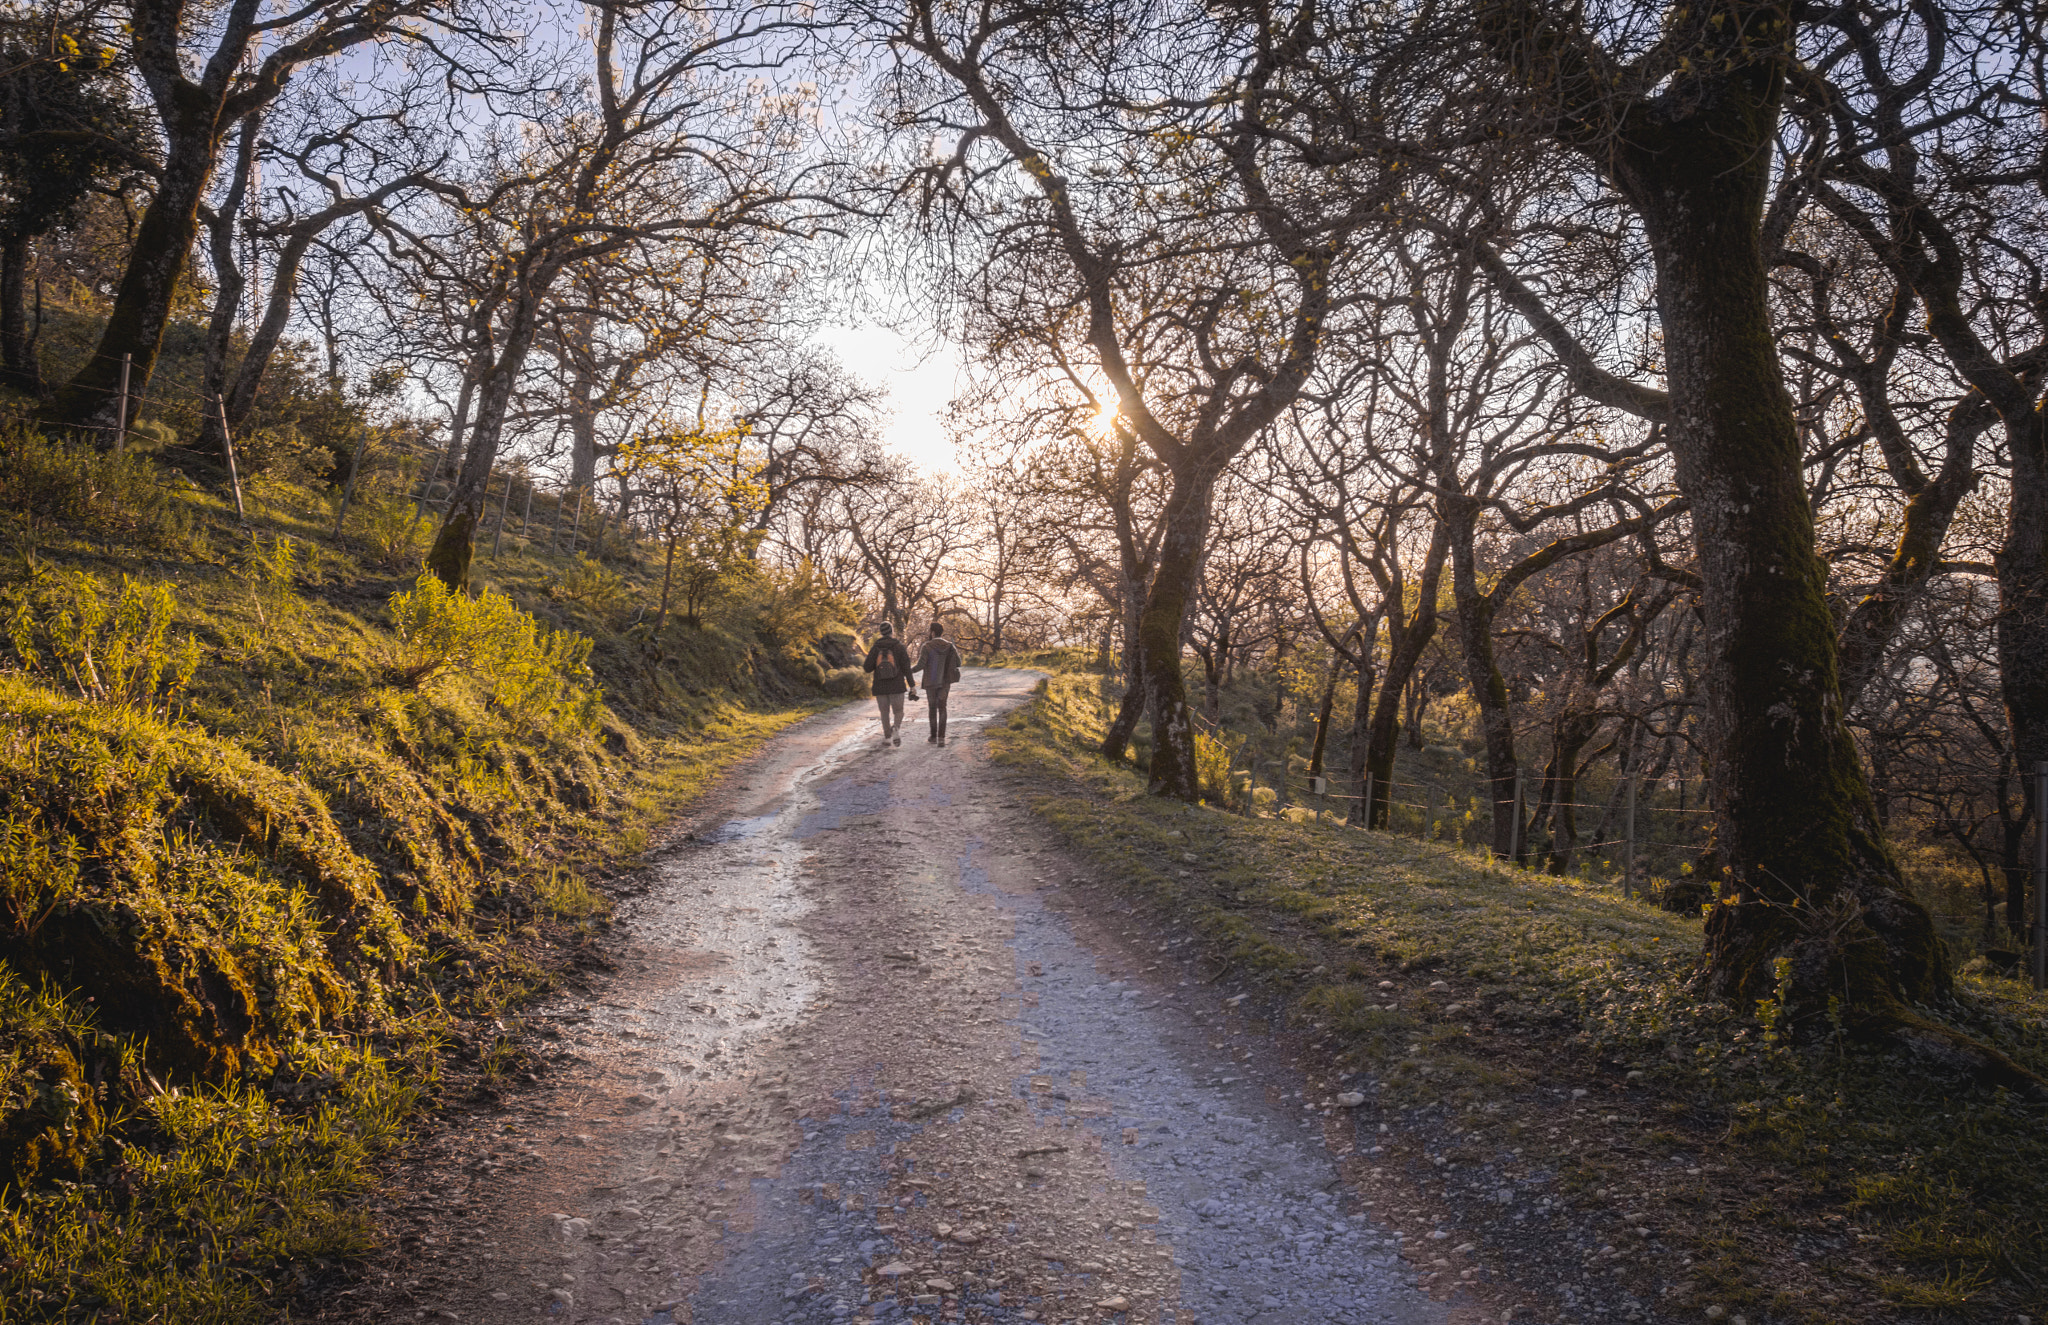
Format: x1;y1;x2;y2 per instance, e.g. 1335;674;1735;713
916;638;962;687
863;637;913;695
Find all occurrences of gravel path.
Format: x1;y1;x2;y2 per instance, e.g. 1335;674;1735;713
315;669;1476;1325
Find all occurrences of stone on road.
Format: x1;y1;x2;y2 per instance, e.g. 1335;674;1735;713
316;668;1451;1325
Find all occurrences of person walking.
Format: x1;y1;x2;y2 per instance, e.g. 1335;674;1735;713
863;622;915;748
912;621;963;745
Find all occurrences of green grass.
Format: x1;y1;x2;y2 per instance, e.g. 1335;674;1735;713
0;418;843;1320
991;670;2048;1322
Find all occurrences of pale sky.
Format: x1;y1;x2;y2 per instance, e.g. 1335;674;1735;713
815;321;964;473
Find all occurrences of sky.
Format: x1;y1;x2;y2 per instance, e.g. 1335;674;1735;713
814;320;965;474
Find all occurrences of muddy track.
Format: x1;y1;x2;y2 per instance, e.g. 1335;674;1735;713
308;669;1487;1325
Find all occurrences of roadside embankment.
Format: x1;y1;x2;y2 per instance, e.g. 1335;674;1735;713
988;669;2048;1324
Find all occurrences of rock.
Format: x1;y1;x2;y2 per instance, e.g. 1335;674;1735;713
1444;1003;1466;1016
1225;993;1248;1006
1096;1296;1131;1311
912;1294;942;1306
1453;1242;1476;1254
1378;980;1396;989
1704;1308;1727;1321
556;1217;591;1242
1428;1230;1450;1240
1336;1092;1366;1108
875;1262;913;1279
924;1279;956;1293
548;1289;573;1307
952;1230;981;1244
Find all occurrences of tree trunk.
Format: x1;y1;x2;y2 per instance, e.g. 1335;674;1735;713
198;112;262;460
0;232;41;395
1104;673;1147;761
1543;711;1600;874
1835;394;1991;706
1999;419;2048;905
1364;629;1433;829
45;122;215;437
1307;666;1340;778
1345;652;1374;826
426;293;543;592
1137;468;1216;799
1614;64;1949;1017
1450;512;1521;857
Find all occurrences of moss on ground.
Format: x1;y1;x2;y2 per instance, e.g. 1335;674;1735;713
990;669;2048;1323
0;425;845;1321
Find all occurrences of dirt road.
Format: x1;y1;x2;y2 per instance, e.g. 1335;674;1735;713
320;668;1463;1325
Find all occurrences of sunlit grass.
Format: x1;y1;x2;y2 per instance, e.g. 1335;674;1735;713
991;670;2048;1322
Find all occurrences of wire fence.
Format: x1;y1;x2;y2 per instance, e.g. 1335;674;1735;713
1233;760;1720;900
58;350;626;564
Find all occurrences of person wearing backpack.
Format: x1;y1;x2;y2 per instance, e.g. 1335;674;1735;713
912;621;963;745
863;622;915;747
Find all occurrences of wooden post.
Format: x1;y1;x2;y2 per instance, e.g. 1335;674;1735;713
521;482;534;536
568;487;586;552
2033;761;2047;991
490;472;514;560
113;353;131;452
1363;771;1375;831
1512;769;1525;866
1624;771;1638;900
549;485;566;553
215;394;246;523
332;427;370;538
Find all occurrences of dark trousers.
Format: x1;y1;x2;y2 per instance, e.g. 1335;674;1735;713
926;685;950;737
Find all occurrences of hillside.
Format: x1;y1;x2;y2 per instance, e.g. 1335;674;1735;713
0;421;863;1321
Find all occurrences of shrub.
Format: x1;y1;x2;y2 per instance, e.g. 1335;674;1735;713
1195;728;1241;805
3;563;201;716
243;533;318;640
0;424;191;546
387;575;602;735
548;553;629;617
349;493;427;570
822;666;869;698
755;558;851;649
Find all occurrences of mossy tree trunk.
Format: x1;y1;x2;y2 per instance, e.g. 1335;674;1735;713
1602;34;1949;1015
0;231;41;396
1137;468;1217;799
45;110;216;437
426;288;544;594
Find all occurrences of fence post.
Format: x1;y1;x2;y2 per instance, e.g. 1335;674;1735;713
214;394;246;524
1624;772;1638;900
1364;771;1375;831
521;482;534;537
1512;770;1525;866
332;426;370;539
114;353;131;453
2034;760;2047;991
490;472;514;560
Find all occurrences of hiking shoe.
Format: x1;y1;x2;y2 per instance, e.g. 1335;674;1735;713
893;735;901;747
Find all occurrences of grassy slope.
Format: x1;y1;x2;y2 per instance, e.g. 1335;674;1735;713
990;669;2048;1323
0;429;837;1322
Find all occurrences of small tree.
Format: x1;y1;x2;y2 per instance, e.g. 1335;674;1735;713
615;420;764;633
